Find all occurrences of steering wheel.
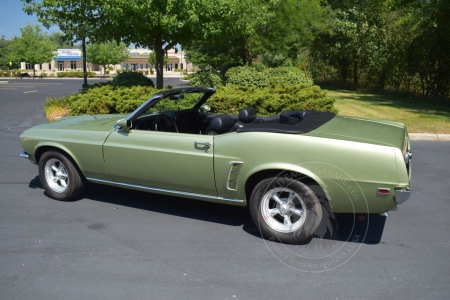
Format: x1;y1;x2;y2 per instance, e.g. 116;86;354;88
155;114;178;132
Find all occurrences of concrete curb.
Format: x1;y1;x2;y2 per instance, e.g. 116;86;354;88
409;133;450;141
0;81;9;84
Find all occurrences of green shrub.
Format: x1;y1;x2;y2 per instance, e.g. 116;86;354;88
112;71;154;87
225;66;270;88
44;82;336;120
44;84;160;117
207;84;336;115
220;62;243;79
189;69;223;87
265;67;313;88
57;71;95;78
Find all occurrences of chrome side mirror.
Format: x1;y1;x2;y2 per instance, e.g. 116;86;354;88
116;118;131;133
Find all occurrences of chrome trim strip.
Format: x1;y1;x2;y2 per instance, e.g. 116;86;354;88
20;150;29;159
86;177;244;203
395;188;411;205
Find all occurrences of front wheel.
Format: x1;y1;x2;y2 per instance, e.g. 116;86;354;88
249;178;322;244
39;150;85;201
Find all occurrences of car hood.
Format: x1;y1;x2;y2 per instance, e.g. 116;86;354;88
306;115;407;149
29;114;127;131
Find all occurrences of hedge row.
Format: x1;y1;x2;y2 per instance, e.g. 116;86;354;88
57;71;96;78
44;83;336;120
189;64;314;89
208;85;336;115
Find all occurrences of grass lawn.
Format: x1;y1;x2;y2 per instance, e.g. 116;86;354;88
324;89;450;133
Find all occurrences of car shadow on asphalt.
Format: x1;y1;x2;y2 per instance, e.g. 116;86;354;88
28;177;386;245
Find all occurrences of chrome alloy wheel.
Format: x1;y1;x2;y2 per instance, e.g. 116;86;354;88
260;187;307;233
44;158;69;193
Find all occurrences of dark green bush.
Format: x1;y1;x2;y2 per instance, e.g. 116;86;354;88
60;85;159;115
220;62;243;79
45;82;336;119
112;71;155;87
225;66;271;88
189;69;223;87
57;71;95;78
265;67;313;88
207;84;336;115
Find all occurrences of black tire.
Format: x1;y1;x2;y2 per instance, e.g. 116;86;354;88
38;150;85;201
249;177;322;244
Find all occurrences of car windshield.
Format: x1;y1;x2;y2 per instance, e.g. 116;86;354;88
142;92;205;115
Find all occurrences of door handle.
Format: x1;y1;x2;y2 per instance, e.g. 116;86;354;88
195;141;211;152
195;141;211;148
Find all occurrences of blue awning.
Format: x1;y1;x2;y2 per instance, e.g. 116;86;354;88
54;56;81;61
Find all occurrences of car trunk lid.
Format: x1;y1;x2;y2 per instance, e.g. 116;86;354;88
306;115;407;150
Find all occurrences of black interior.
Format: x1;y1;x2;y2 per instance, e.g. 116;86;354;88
133;107;335;135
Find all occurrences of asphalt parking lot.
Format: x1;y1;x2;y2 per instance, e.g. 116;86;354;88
0;79;449;300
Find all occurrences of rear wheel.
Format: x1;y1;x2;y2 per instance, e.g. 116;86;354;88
249;178;322;244
39;150;85;201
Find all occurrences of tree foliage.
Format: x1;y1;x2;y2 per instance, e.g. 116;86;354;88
9;23;57;77
86;41;129;74
22;0;212;88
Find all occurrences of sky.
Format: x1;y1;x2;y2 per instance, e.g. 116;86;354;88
0;0;59;39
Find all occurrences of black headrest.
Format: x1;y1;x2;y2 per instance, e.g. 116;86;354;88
239;107;257;123
210;114;234;133
280;110;306;124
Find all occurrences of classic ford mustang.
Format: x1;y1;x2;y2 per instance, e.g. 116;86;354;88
20;87;412;244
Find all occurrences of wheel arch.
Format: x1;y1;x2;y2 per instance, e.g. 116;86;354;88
34;143;85;179
244;166;331;206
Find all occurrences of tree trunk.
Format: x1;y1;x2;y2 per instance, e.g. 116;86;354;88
154;38;165;89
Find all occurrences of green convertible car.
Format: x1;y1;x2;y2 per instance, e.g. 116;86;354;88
20;87;412;244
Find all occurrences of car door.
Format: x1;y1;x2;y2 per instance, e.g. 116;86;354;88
102;130;216;196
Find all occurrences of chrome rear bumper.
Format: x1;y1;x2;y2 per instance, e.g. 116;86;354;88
395;188;411;205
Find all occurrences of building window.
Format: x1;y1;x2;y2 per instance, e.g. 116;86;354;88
39;64;43;70
140;63;143;69
58;61;64;71
25;63;32;70
71;61;77;70
48;63;51;70
175;63;178;70
126;63;129;70
146;63;149;69
180;63;183;70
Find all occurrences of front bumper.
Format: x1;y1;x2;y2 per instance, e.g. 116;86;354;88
20;150;36;164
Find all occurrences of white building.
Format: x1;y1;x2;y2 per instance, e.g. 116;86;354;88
21;48;192;75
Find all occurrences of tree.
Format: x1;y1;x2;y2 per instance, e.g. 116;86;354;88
9;23;57;77
406;0;450;96
22;0;220;89
148;51;168;71
184;0;329;69
48;32;73;48
86;41;129;74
